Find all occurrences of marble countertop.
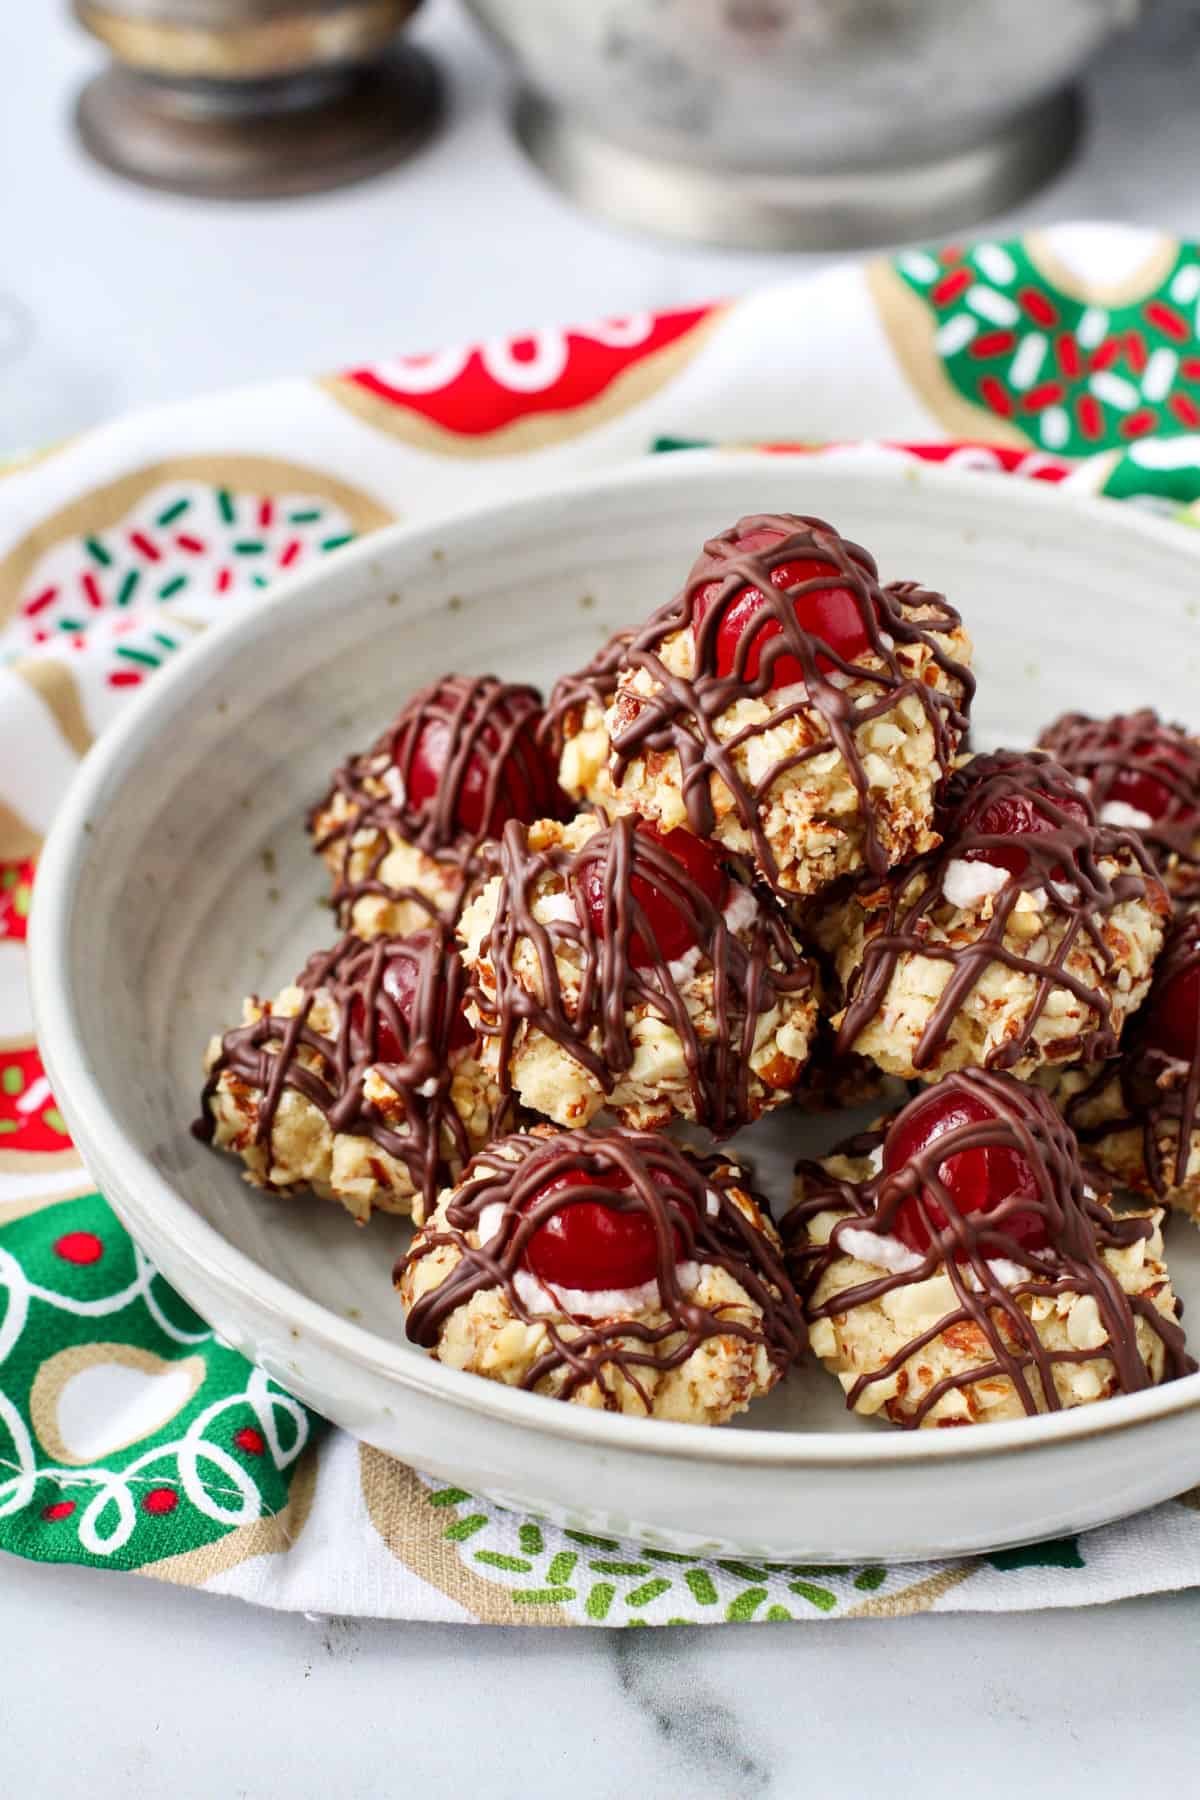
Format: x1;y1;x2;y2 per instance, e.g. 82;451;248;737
5;3;1200;1793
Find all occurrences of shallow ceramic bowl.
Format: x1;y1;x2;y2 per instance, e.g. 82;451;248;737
31;451;1200;1561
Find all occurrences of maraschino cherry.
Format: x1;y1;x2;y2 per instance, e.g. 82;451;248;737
521;1165;691;1291
1101;737;1193;823
884;1086;1047;1257
392;683;561;839
960;787;1089;880
693;524;876;690
352;936;472;1063
582;824;727;969
1146;958;1200;1064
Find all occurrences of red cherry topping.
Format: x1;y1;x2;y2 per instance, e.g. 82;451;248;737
961;787;1089;880
1103;740;1193;823
392;684;561;839
522;1165;692;1292
582;825;728;969
1146;960;1200;1063
351;938;472;1063
694;525;876;689
884;1087;1047;1258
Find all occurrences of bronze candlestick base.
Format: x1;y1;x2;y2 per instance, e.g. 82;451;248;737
73;2;442;199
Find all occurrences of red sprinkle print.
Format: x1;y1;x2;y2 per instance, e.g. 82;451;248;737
1019;287;1058;327
1076;394;1104;439
216;568;232;593
142;1487;179;1516
23;586;58;618
41;1500;76;1522
258;498;274;529
1182;357;1200;383
175;534;206;555
81;572;104;611
1120;408;1158;438
128;530;161;562
1055;334;1082;379
1124;330;1148;375
234;1426;266;1456
931;268;972;307
1170;393;1200;427
107;671;142;689
1144;300;1190;342
939;243;964;264
1090;339;1122;372
1021;381;1065;412
978;376;1013;416
54;1231;104;1266
968;330;1017;359
278;539;301;569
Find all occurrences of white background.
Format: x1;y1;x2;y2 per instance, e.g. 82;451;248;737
4;3;1200;1794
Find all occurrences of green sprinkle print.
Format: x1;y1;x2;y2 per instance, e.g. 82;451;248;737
443;1514;488;1542
726;1587;767;1622
685;1569;718;1607
585;1583;615;1622
789;1579;837;1613
1;1066;23;1096
625;1578;671;1610
518;1523;543;1556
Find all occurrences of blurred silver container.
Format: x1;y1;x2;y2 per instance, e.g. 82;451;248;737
74;0;441;198
462;0;1138;249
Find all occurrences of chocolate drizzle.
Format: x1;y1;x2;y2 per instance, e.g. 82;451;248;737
597;515;974;892
540;626;633;777
784;1070;1193;1426
473;814;814;1134
310;674;563;928
1068;912;1200;1197
195;926;493;1211
836;749;1166;1072
401;1127;805;1404
1038;708;1200;901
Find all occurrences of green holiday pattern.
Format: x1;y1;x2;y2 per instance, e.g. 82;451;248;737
893;236;1200;456
0;1192;313;1569
418;1476;899;1622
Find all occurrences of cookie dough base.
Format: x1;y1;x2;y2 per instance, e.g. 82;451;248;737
803;1204;1179;1427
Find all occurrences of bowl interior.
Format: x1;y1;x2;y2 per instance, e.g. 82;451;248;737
43;453;1200;1441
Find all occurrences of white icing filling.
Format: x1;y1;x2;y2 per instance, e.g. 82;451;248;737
416;1077;439;1099
705;1187;721;1218
1099;799;1154;830
721;883;760;934
839;1226;923;1274
512;1262;701;1319
666;883;760;983
381;765;406;806
943;857;1011;909
535;890;579;926
839;1224;1029;1290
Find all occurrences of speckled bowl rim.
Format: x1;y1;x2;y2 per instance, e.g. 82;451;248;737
30;449;1200;1468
